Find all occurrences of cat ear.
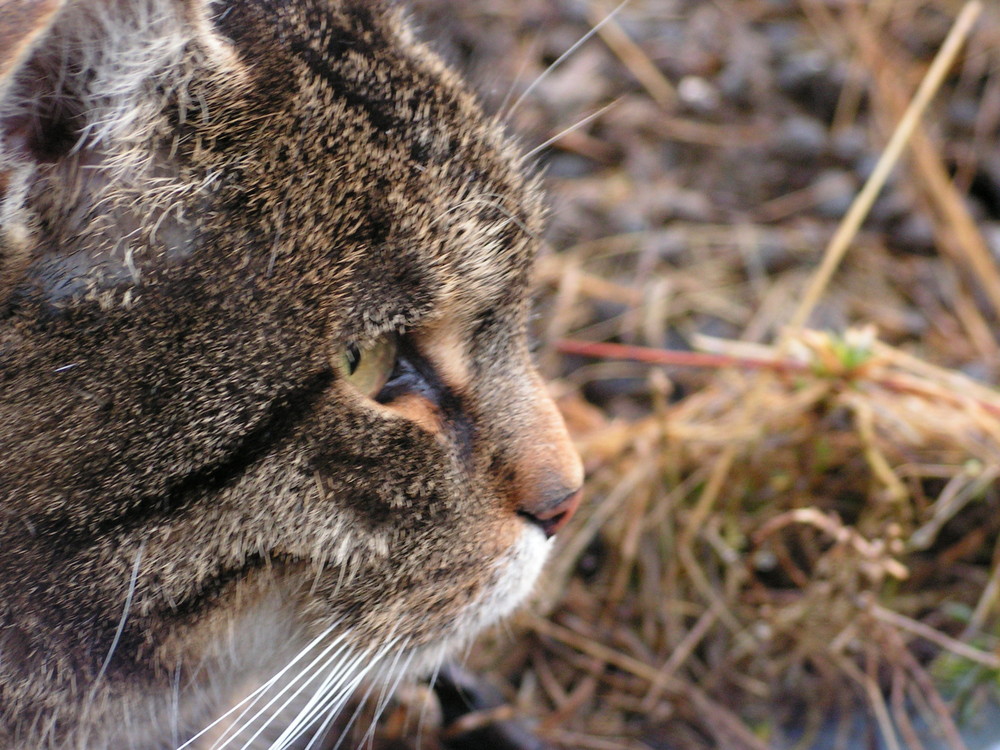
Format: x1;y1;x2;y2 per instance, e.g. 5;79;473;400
0;0;226;166
0;0;238;305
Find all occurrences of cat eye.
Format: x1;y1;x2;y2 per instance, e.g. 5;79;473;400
334;334;399;398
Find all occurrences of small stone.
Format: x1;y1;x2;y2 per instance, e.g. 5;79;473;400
763;21;804;56
869;190;911;224
678;75;721;114
544;152;595;179
947;98;980;131
666;187;714;223
814;170;857;219
717;63;751;105
831;126;867;162
888;212;937;255
777;49;849;121
775;115;828;160
983;222;1000;262
754;230;798;273
777;49;830;92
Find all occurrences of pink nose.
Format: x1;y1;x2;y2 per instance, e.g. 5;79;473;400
518;488;583;538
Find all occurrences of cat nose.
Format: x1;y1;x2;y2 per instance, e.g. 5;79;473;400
506;369;584;538
518;486;582;538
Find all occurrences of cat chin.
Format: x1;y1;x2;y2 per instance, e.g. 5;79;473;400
175;525;552;748
403;521;552;676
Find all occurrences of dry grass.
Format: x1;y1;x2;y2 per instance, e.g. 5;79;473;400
523;326;1000;749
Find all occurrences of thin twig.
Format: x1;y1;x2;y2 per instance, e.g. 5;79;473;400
556;337;1000;419
588;1;676;109
784;0;983;336
867;600;1000;670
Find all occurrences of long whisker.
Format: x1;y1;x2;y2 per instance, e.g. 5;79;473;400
460;639;476;671
497;33;543;118
94;541;145;686
416;653;446;750
521;98;622;161
357;639;412;749
271;649;370;750
360;646;417;750
225;634;357;750
506;0;631;117
324;659;384;750
300;637;408;750
373;644;412;722
277;631;405;750
301;690;349;750
178;623;341;749
170;661;183;749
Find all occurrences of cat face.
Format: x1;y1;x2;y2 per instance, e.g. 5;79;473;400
0;0;582;745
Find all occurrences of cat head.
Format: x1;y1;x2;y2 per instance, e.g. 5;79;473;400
0;0;582;744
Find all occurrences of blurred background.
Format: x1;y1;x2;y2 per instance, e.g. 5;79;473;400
384;1;1000;748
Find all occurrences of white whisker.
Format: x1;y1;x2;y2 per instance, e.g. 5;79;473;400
506;0;631;117
178;622;341;750
301;690;347;750
360;645;416;750
372;642;410;722
224;633;356;750
325;661;383;750
497;34;543;117
271;646;372;750
521;98;622;160
277;631;404;750
460;640;476;670
321;634;407;750
170;661;182;749
416;655;445;750
355;639;410;749
94;541;145;687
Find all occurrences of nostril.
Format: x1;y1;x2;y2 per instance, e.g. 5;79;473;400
518;488;582;539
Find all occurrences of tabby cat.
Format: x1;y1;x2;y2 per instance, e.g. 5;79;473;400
0;0;583;747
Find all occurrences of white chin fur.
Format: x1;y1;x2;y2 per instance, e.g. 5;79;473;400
482;523;552;624
403;523;551;676
455;522;550;639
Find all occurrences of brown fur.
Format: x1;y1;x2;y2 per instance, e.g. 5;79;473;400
0;1;582;747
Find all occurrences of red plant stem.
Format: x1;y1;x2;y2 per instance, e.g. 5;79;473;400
555;338;810;374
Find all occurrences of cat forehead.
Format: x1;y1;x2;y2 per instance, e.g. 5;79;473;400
211;0;545;323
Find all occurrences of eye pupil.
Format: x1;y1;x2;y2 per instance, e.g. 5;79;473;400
345;343;361;375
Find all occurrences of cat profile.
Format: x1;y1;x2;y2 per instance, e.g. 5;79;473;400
0;0;583;746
